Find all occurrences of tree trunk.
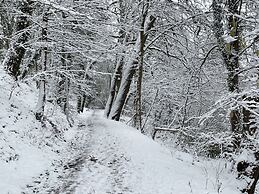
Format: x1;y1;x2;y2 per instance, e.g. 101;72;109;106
133;6;148;131
35;10;48;121
104;0;126;118
104;56;123;117
212;0;241;134
109;15;155;121
0;2;14;50
77;95;83;113
213;1;259;193
3;0;33;80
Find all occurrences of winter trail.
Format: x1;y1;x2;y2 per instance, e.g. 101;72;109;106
60;110;240;194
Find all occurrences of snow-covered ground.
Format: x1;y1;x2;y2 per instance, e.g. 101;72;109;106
0;67;243;194
62;110;241;194
0;67;68;193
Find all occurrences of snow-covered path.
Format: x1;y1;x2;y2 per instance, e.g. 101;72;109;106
59;111;240;194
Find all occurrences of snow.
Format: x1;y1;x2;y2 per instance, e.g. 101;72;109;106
0;66;242;193
223;35;237;44
0;141;52;193
0;66;63;193
70;110;241;194
35;0;84;16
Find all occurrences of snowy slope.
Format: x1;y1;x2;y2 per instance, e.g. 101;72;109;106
0;67;69;193
62;110;242;194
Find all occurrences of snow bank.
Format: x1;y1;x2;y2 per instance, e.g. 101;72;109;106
0;67;65;193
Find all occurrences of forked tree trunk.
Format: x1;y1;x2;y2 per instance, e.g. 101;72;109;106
109;15;155;121
104;0;126;118
104;56;124;117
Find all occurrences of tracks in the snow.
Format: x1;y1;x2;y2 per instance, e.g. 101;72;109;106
71;112;134;194
24;111;134;194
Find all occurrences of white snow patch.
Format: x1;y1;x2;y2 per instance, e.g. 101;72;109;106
223;35;237;43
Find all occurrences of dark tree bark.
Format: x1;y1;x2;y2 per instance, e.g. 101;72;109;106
35;10;48;121
3;0;33;80
133;2;150;131
212;0;241;135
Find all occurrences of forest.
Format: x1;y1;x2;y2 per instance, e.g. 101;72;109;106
0;0;258;193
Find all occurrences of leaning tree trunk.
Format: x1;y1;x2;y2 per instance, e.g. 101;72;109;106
3;0;33;80
109;15;156;121
104;0;126;118
104;56;124;117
